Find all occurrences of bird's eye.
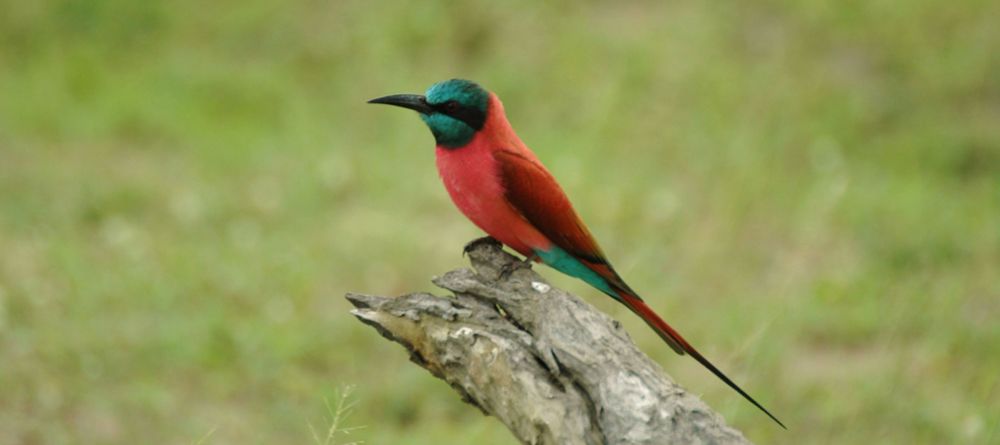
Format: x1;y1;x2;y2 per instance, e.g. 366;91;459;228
444;100;460;113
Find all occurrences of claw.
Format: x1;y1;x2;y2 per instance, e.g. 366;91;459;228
498;255;536;280
463;236;502;256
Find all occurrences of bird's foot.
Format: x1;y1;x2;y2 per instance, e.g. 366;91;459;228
463;236;502;256
498;254;537;280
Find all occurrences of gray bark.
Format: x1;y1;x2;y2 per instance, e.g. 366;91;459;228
346;241;751;445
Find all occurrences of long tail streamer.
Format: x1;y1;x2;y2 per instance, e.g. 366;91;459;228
618;292;786;429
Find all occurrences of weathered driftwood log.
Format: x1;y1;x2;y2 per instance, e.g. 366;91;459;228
346;240;751;445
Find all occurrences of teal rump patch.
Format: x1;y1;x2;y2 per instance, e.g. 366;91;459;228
534;246;616;297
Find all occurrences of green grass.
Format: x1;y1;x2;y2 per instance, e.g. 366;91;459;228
1;0;998;443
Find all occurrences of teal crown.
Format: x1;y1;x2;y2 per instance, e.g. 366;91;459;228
420;79;489;148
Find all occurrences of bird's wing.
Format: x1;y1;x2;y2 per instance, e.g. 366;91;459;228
494;149;634;295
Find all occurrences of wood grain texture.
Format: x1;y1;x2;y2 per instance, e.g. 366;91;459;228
346;241;752;445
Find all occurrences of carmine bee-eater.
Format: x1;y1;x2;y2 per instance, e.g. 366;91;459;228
369;79;784;428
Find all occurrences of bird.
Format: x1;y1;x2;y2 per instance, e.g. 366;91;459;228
369;78;784;428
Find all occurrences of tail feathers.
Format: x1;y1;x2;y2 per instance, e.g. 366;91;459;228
617;291;787;429
618;292;689;355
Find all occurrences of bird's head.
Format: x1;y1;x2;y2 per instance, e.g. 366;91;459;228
368;79;489;148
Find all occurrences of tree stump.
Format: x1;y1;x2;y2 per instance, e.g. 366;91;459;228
346;241;752;445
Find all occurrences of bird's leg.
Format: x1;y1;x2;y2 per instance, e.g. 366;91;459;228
499;253;538;280
463;236;503;256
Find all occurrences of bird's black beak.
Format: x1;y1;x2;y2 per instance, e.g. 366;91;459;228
367;94;433;114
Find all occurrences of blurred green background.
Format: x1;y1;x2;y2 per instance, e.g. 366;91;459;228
1;0;998;443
